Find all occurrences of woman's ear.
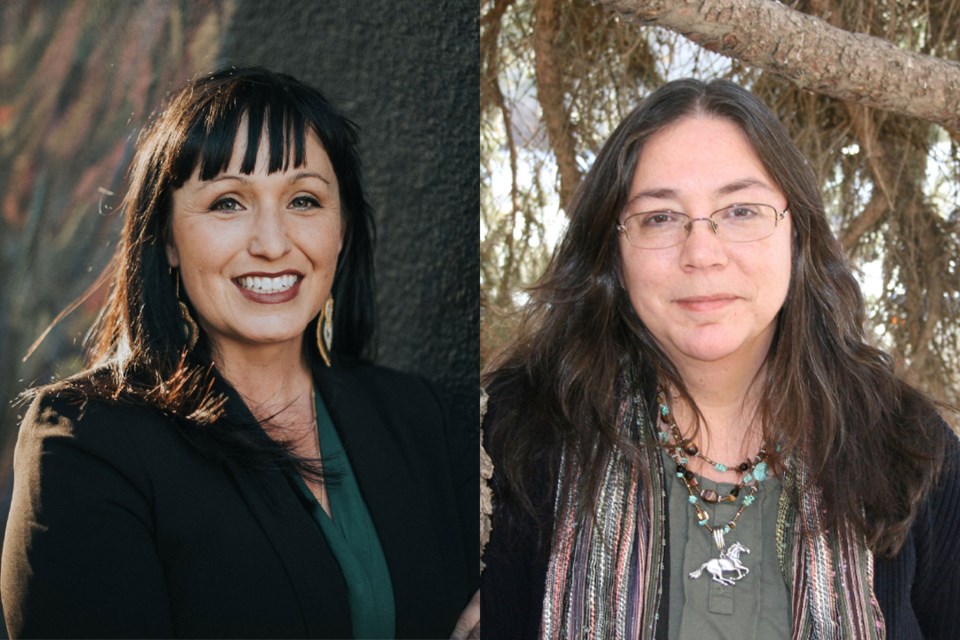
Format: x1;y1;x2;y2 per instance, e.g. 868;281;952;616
165;243;180;268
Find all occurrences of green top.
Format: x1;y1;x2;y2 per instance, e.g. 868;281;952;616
289;390;395;639
667;469;790;639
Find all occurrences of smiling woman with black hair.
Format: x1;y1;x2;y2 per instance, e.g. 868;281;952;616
1;67;477;639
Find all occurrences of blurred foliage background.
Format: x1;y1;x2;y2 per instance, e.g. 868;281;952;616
0;0;232;475
480;0;960;417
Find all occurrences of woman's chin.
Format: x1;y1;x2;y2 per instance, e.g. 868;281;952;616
669;334;751;365
669;329;777;367
206;326;309;352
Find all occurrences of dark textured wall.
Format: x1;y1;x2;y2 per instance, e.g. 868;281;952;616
220;0;478;426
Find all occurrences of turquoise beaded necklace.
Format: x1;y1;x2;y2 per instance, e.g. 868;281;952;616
658;391;770;585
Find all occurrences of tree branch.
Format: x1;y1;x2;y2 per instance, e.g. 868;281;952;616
481;0;522;308
599;0;960;133
534;0;582;209
838;103;895;250
840;190;885;252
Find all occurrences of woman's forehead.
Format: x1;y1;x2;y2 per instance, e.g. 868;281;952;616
629;117;778;203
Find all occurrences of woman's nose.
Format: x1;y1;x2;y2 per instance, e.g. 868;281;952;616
247;205;292;259
679;217;727;269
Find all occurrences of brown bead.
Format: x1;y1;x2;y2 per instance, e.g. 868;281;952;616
683;441;699;456
730;485;741;497
738;462;750;472
701;489;719;504
720;495;737;503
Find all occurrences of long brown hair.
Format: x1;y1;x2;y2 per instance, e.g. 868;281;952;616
484;78;947;557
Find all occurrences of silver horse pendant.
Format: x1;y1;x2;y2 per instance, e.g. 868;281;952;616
688;529;751;586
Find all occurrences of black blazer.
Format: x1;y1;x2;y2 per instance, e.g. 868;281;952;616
1;363;478;639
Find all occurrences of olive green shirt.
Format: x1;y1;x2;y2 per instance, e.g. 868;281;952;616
667;471;790;639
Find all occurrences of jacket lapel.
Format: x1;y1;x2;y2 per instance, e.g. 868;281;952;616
213;373;352;637
313;364;450;633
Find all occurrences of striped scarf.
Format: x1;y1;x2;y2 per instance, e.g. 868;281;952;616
540;392;885;639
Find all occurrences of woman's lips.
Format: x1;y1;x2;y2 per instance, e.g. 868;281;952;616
233;272;303;304
674;295;739;313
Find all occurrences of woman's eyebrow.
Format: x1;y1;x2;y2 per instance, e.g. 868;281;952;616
628;178;775;205
288;171;331;185
196;174;249;190
194;172;332;190
624;187;679;208
714;178;775;196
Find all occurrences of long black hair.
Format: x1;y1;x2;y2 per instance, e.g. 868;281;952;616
61;66;377;473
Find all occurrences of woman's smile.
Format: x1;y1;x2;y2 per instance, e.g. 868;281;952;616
234;271;304;303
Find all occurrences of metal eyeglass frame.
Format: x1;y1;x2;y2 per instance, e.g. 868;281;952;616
616;203;789;249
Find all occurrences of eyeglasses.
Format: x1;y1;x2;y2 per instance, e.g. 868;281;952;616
616;203;788;249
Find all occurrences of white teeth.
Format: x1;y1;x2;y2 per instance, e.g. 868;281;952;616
238;274;298;293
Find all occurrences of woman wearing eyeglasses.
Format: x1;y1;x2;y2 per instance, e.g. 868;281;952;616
480;78;960;638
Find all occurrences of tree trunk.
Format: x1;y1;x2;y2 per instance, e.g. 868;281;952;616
534;0;583;209
599;0;960;134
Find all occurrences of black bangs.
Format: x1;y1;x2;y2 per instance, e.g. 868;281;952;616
170;79;310;187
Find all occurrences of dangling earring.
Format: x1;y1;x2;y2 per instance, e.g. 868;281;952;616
316;296;334;367
175;271;199;351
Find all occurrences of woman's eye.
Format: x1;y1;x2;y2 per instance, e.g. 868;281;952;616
210;197;242;212
641;212;681;227
290;195;322;210
726;205;759;219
